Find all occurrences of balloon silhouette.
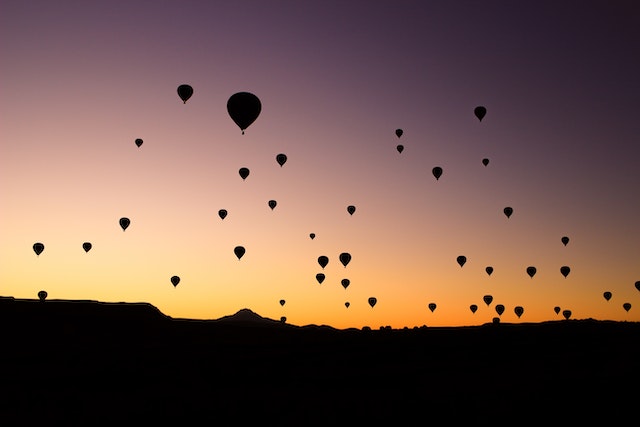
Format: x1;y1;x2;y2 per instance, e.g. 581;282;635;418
309;233;315;240
561;236;570;246
635;281;640;292
268;200;277;210
234;246;245;260
279;299;285;306
485;266;493;276
119;217;130;231
38;290;47;302
560;266;571;278
470;304;478;313
432;166;443;181
623;302;632;312
135;138;143;148
483;295;493;306
318;256;329;269
603;291;612;301
503;207;513;218
368;297;377;308
239;167;250;180
345;302;350;308
495;304;505;316
456;255;467;267
554;306;561;315
218;209;228;220
316;273;325;284
339;252;351;267
514;306;524;318
428;303;437;313
396;144;404;153
526;266;537;278
482;158;489;166
33;242;44;256
227;92;261;134
395;129;403;138
341;279;350;289
82;242;92;253
177;84;193;104
474;106;487;122
562;309;572;320
347;205;356;215
280;316;287;323
171;276;180;287
276;153;287;167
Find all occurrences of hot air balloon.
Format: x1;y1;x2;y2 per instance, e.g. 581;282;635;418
395;129;403;138
514;306;524;318
135;138;143;147
276;153;287;167
268;200;277;210
503;207;513;218
428;303;437;313
554;306;561;315
227;92;261;134
396;144;404;153
341;279;350;289
432;166;443;181
623;302;632;312
561;236;570;246
218;209;228;220
316;273;325;284
234;246;245;260
456;255;467;267
345;302;350;308
318;256;328;269
119;217;130;231
562;309;572;320
309;233;315;240
279;299;285;306
492;317;501;324
280;316;287;323
485;266;493;276
239;167;250;180
38;290;47;302
474;106;487;122
603;291;612;301
483;295;493;306
482;158;489;166
526;266;537;278
635;281;640;292
560;266;570;278
347;205;356;215
177;84;193;103
339;252;351;267
470;304;478;314
82;242;92;253
368;297;377;308
171;276;180;287
495;304;505;316
33;242;44;256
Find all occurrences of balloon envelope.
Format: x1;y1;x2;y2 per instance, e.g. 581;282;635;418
318;256;329;269
239;167;250;180
276;153;287;167
234;246;245;260
623;302;632;312
554;306;561;315
470;304;478;313
135;138;143;147
341;279;350;289
514;306;524;318
339;252;351;267
119;217;130;231
561;236;570;246
345;302;350;308
456;255;466;267
482;158;489;166
562;309;572;320
432;166;443;180
635;281;640;292
503;207;513;218
368;297;377;308
316;273;325;284
309;233;315;240
495;304;505;316
395;129;403;138
474;106;487;121
177;84;193;103
268;200;277;210
603;291;612;301
347;205;356;215
171;276;180;287
396;144;404;153
227;92;261;133
560;266;571;278
218;209;228;220
38;290;47;301
279;299;285;306
33;242;44;256
483;295;493;306
428;303;437;312
485;266;493;276
526;266;537;278
82;242;92;253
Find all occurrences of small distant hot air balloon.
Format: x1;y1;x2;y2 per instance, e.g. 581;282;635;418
432;166;443;181
33;242;44;256
603;291;612;301
339;252;351;267
119;217;130;231
316;273;325;284
395;129;403;138
347;205;356;215
456;256;467;267
623;302;632;312
482;158;489;166
318;256;329;269
483;295;493;306
368;297;377;308
177;84;193;103
341;279;350;289
562;309;572;320
279;299;285;306
280;316;287;323
485;266;494;276
239;167;250;180
428;303;437;313
514;306;524;318
135;138;143;147
82;242;92;253
234;246;245;260
396;144;404;153
495;304;505;316
470;304;478;314
227;92;261;134
474;106;487;122
554;306;561;315
345;302;350;308
503;207;513;218
276;153;287;167
38;290;47;302
218;209;228;220
560;266;571;278
171;276;180;287
309;233;315;240
268;200;277;210
526;266;537;278
561;236;570;246
635;281;640;292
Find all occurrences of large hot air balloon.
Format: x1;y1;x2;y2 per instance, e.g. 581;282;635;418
482;158;489;167
456;255;467;267
562;309;572;320
554;306;561;315
470;304;478;314
218;209;228;220
339;252;351;267
561;236;570;246
316;273;325;284
239;167;250;180
514;306;524;318
623;302;632;312
119;217;130;231
177;84;193;103
33;242;44;256
227;92;261;134
135;138;143;148
368;297;377;308
485;266;494;276
276;153;287;167
395;129;403;138
495;304;505;316
234;246;245;260
279;299;286;306
432;166;443;181
503;207;513;218
603;291;612;301
526;266;537;278
171;276;180;287
82;242;92;253
268;200;277;210
341;279;350;289
428;303;437;313
474;106;487;122
38;290;47;302
483;295;493;306
560;266;571;278
318;256;329;269
347;205;356;215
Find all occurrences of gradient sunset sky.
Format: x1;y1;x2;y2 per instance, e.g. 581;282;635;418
1;0;639;328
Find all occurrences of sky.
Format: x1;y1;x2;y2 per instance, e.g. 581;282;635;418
1;0;639;329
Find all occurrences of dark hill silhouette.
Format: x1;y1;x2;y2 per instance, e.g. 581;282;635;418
0;296;638;424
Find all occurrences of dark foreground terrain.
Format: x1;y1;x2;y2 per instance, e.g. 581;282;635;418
1;297;638;424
